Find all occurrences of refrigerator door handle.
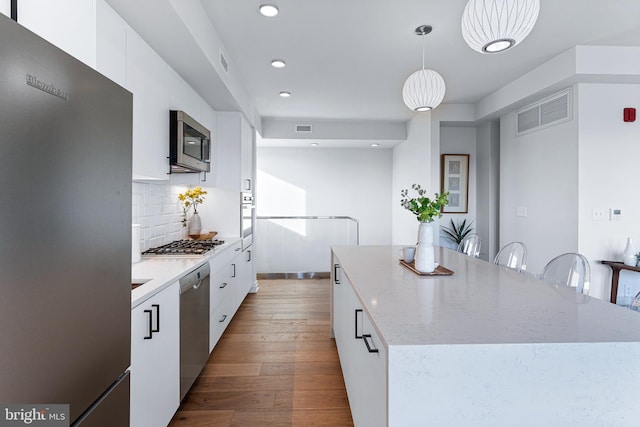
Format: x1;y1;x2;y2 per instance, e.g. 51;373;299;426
143;309;153;340
151;304;160;334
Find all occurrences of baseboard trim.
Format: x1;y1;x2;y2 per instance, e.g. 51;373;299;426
257;272;330;280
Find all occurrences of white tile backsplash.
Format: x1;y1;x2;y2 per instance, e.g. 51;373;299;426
133;181;187;251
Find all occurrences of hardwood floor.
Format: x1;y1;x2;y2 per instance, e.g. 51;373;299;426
169;279;354;427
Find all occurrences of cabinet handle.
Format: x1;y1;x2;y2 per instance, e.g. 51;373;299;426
151;304;160;334
220;282;228;289
245;179;252;191
232;263;236;278
219;314;228;323
334;264;340;284
354;309;363;339
143;309;153;340
246;250;252;262
362;334;379;353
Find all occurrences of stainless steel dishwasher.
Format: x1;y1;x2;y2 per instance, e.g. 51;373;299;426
179;262;210;401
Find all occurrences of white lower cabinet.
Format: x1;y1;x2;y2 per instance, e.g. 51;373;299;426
236;248;253;306
332;259;387;427
209;244;251;351
131;282;180;427
209;259;236;351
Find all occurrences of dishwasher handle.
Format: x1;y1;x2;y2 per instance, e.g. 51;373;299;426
180;263;211;294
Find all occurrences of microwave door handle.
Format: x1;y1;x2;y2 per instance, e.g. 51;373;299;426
203;138;211;161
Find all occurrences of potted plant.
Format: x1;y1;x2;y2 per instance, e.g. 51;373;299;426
441;218;474;246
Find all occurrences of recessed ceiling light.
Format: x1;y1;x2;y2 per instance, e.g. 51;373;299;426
271;59;286;68
310;143;319;147
259;4;279;17
279;91;291;98
371;143;380;147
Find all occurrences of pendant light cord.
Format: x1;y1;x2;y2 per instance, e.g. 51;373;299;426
421;32;425;71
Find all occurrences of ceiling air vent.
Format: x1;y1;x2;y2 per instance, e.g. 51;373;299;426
295;124;312;133
516;89;571;136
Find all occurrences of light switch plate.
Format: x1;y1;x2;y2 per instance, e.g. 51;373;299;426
516;206;527;217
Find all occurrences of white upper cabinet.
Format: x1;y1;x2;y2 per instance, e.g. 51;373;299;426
17;0;97;68
126;29;171;180
21;0;224;182
96;0;126;88
97;0;170;180
0;1;10;18
216;112;255;192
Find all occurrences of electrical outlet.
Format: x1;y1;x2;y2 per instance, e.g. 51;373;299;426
592;208;606;221
625;284;633;297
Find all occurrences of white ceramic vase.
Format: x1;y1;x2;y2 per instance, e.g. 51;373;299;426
623;237;636;266
188;211;202;238
415;222;436;273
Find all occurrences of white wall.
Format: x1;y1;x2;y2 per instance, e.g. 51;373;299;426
256;147;392;242
577;83;640;301
255;146;392;273
392;114;437;245
500;88;580;275
439;127;478;253
476;121;501;261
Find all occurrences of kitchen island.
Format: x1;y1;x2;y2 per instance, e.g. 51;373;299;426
331;245;640;427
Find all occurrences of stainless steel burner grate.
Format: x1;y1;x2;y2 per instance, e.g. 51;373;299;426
142;239;225;256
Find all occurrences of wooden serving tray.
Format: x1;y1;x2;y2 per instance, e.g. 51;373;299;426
190;231;218;240
399;260;454;276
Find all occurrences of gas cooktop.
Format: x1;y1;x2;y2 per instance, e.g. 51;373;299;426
142;239;225;256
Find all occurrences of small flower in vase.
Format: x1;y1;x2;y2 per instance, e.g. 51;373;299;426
178;187;207;228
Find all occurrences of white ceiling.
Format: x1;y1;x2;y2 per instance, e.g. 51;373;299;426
104;0;640;148
200;0;640;123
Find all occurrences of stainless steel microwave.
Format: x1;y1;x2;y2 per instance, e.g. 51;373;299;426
170;110;211;173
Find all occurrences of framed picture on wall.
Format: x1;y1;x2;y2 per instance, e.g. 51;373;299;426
441;154;469;214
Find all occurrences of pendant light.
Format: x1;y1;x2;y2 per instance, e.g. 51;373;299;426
461;0;540;53
402;25;446;112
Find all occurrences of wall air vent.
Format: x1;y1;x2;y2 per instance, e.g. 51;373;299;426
219;50;229;72
516;88;571;136
295;124;312;133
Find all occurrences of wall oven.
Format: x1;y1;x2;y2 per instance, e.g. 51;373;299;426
241;192;254;250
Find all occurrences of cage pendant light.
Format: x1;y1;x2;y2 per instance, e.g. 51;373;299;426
402;25;446;112
462;0;540;53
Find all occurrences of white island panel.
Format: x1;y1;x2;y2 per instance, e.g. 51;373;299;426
331;245;640;427
388;342;640;427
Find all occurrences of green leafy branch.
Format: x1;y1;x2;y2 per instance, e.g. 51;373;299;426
400;184;449;223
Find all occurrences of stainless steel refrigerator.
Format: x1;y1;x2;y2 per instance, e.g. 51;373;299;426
0;13;132;426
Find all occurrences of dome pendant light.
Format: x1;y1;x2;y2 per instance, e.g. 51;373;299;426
402;25;446;112
461;0;540;53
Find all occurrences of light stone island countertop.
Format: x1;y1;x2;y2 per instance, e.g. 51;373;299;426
131;237;241;308
332;244;640;347
331;245;640;427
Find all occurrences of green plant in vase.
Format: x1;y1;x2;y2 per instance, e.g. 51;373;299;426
400;184;449;223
